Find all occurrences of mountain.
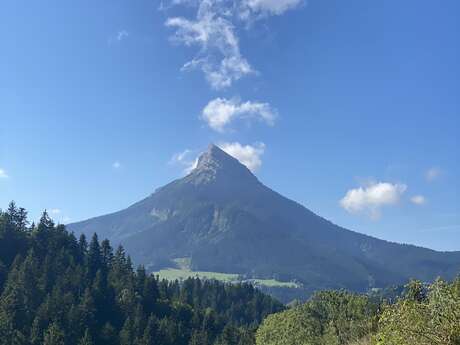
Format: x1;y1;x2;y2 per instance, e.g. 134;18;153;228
68;144;460;298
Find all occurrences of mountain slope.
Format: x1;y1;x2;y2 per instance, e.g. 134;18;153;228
68;145;460;294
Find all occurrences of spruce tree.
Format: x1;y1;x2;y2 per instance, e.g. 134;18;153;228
78;328;94;345
43;322;65;345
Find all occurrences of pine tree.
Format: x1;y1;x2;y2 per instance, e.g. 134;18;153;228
43;322;65;345
101;239;113;268
87;234;102;282
119;317;134;345
100;322;118;345
78;234;88;259
140;315;158;345
78;328;94;345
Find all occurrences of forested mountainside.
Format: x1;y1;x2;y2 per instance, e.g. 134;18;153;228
69;145;460;299
0;203;283;345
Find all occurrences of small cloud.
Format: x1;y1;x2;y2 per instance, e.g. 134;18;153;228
202;97;276;132
218;142;265;172
108;30;129;45
117;30;129;41
112;161;122;169
410;195;426;205
425;167;441;182
170;149;199;174
0;168;8;178
184;158;199;174
239;0;304;18
49;208;61;215
340;182;407;220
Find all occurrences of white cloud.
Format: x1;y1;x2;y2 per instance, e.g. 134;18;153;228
202;97;276;132
185;158;199;174
425;167;441;182
117;30;129;41
171;149;192;163
166;1;255;89
49;208;61;215
218;142;265;172
170;149;199;174
340;182;407;219
240;0;303;17
410;195;426;205
0;168;8;178
108;30;129;45
112;161;121;169
165;0;303;89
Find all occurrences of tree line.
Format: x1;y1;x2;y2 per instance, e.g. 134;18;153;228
0;202;283;345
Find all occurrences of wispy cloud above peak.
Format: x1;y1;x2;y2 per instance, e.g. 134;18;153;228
171;142;265;174
170;149;199;174
340;182;407;220
218;142;265;172
202;97;276;132
164;0;303;88
112;161;122;169
166;1;254;89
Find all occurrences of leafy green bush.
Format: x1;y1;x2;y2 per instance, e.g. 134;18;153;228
375;278;460;345
256;291;378;345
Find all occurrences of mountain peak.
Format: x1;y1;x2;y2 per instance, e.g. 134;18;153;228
187;144;257;184
197;144;235;167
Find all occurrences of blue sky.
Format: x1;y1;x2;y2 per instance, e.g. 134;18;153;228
1;0;459;251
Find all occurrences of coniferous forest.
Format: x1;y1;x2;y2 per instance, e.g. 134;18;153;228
0;203;283;345
1;202;459;345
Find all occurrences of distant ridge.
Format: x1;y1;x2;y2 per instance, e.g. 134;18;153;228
68;144;460;299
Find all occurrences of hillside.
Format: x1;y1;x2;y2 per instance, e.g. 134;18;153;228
69;145;460;298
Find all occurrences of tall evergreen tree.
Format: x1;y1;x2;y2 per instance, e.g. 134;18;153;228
78;328;94;345
43;322;65;345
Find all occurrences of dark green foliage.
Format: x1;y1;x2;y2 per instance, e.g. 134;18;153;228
256;290;378;345
0;204;283;345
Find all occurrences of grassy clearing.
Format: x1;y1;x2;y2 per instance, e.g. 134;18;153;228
154;268;301;289
155;268;240;283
